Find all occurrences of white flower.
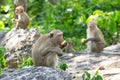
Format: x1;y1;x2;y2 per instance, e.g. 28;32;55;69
66;8;72;12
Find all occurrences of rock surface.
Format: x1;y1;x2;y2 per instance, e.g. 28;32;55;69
61;49;120;80
0;66;72;80
0;32;7;44
103;43;120;54
0;28;40;68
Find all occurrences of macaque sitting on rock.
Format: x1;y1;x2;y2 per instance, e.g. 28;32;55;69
12;6;30;29
82;20;105;53
32;30;67;68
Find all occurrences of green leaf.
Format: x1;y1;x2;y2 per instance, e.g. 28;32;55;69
82;71;91;80
91;71;103;80
0;21;5;31
115;11;120;23
96;75;103;80
108;20;116;33
93;10;103;15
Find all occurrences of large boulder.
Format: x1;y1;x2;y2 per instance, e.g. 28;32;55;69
0;28;40;68
0;32;7;44
0;66;72;80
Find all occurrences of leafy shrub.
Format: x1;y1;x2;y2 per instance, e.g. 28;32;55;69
82;70;103;80
0;4;14;31
18;57;33;68
56;61;68;71
0;48;6;76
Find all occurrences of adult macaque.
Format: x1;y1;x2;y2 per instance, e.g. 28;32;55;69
65;40;75;53
83;20;105;53
12;6;30;29
32;30;67;67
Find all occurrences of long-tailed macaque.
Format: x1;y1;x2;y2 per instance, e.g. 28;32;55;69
65;40;75;53
83;20;105;53
12;6;30;29
32;30;67;68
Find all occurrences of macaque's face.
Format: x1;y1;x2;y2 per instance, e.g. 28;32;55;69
87;20;96;30
57;33;67;48
15;6;24;15
57;33;64;43
54;32;64;46
88;24;95;30
50;30;65;46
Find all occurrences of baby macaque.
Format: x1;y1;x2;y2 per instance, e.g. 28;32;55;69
12;6;30;29
83;20;105;53
32;30;67;68
65;40;75;53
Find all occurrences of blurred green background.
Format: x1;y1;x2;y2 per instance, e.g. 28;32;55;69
0;0;120;51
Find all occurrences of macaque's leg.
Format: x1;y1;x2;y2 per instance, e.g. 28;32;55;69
45;52;58;67
87;41;96;53
96;43;104;52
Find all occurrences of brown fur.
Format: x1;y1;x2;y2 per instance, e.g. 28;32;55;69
32;30;66;67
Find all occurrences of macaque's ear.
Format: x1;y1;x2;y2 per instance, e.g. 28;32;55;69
49;33;53;38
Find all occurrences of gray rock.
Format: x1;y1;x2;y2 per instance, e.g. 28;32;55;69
0;28;40;68
104;44;120;51
0;66;72;80
103;44;120;54
0;31;7;45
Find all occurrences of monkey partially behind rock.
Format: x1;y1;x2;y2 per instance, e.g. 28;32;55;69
32;30;67;68
65;40;75;53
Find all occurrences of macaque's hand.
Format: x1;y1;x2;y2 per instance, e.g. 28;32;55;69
11;18;16;23
60;40;67;49
81;38;86;44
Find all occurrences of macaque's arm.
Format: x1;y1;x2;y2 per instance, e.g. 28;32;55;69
15;19;24;24
43;47;63;56
12;18;24;24
84;38;100;43
11;18;16;23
